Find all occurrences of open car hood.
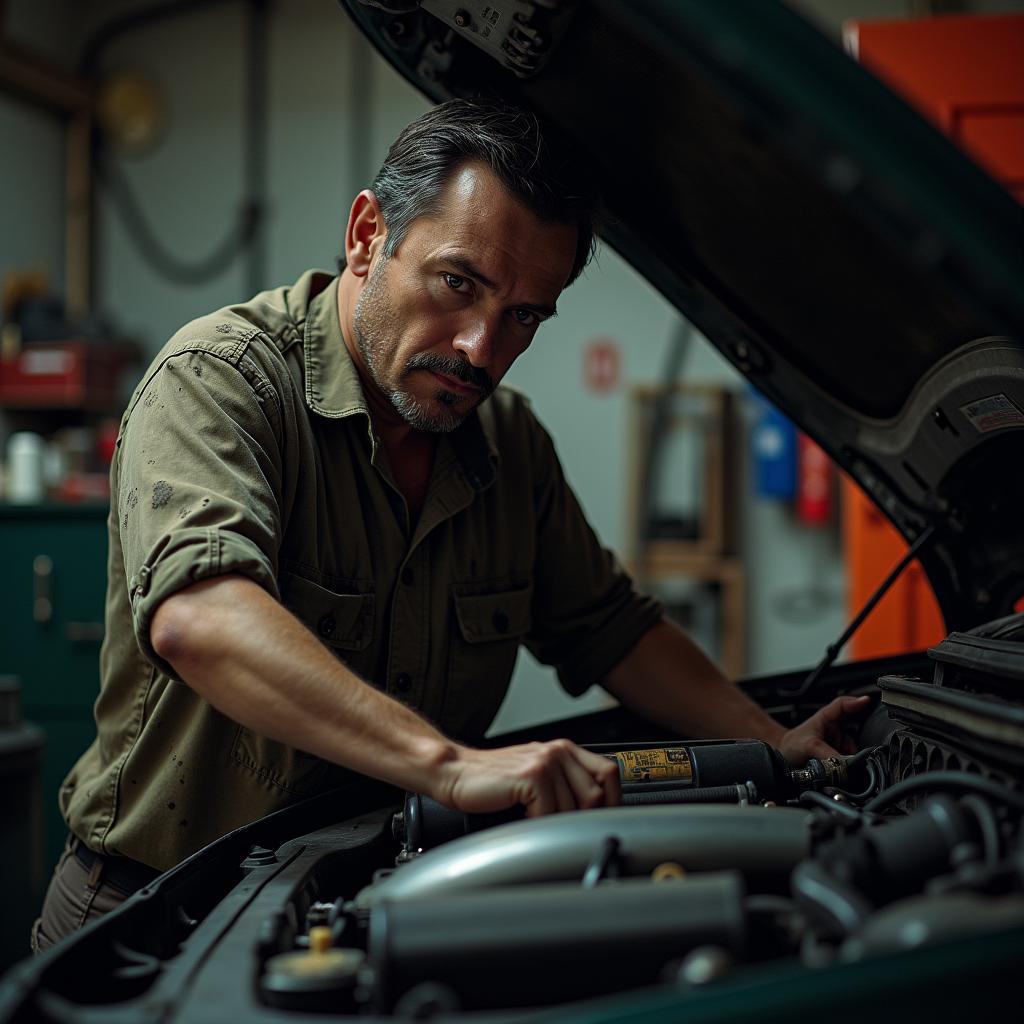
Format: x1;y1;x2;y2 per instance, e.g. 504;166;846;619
338;0;1024;631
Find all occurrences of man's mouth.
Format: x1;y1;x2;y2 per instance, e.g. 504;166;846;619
428;370;480;396
404;354;493;398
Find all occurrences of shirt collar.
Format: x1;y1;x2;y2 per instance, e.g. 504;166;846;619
302;273;369;420
300;270;500;490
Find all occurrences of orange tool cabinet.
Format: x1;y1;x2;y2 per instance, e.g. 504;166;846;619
842;11;1024;658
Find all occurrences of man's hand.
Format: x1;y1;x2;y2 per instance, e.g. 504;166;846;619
436;740;621;817
777;695;871;765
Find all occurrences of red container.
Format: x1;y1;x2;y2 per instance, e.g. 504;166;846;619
0;341;134;411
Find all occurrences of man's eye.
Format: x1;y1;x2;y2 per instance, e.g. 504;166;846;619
443;273;470;292
511;308;539;327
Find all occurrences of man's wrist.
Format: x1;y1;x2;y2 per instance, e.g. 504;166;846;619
761;720;788;751
415;735;465;807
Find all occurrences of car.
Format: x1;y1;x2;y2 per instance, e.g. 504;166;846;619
2;1;1022;1021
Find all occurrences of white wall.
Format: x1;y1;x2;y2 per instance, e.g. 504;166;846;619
0;96;66;295
70;0;431;353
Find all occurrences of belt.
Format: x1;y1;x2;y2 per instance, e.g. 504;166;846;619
70;835;162;895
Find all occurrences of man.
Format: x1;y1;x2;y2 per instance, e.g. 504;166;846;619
34;99;865;952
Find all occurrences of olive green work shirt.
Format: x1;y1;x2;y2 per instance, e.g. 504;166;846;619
61;269;662;871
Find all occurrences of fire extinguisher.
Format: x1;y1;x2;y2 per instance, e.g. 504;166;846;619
796;433;832;525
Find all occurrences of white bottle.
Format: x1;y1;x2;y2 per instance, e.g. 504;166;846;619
6;432;45;503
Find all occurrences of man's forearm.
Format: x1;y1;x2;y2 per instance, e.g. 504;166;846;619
151;574;622;815
151;574;457;798
601;619;787;747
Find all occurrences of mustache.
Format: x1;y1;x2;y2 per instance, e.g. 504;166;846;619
405;354;494;395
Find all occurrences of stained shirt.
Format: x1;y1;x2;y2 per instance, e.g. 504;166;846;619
61;270;663;871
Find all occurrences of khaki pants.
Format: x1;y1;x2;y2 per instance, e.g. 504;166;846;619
31;837;129;955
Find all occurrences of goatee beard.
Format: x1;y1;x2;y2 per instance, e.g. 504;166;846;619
352;261;494;433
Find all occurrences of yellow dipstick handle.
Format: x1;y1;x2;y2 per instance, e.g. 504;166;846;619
651;862;687;882
308;925;332;954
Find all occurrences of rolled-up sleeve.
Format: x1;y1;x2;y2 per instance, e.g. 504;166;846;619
524;418;663;696
116;345;284;678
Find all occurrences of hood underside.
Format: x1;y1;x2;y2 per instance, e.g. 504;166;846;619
338;0;1024;629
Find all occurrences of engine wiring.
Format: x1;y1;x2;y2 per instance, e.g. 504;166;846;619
797;790;866;823
863;771;1024;814
833;756;883;802
959;793;1003;869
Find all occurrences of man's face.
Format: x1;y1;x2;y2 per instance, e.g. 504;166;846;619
352;162;579;432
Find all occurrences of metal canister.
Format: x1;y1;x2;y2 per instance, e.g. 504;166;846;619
601;740;791;798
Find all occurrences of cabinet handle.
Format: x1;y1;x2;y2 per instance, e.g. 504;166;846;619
66;622;105;644
33;555;53;624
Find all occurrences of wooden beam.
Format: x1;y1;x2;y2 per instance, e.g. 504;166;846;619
0;42;91;113
65;108;92;317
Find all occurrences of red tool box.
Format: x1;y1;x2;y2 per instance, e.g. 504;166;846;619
0;340;137;411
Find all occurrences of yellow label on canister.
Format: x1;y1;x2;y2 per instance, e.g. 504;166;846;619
611;747;693;783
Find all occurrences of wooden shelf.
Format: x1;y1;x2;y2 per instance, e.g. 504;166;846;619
626;384;746;677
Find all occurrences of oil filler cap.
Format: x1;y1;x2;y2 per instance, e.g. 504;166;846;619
261;927;365;1012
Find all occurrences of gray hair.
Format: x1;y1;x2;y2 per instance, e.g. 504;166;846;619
366;98;598;286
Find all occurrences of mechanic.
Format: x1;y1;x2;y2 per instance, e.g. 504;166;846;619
33;99;866;953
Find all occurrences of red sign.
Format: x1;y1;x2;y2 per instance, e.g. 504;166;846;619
796;434;833;525
583;339;620;393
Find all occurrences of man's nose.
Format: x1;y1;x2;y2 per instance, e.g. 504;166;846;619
452;316;498;368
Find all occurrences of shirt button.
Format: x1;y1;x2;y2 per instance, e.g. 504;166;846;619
395;673;412;692
492;610;510;634
317;614;336;638
401;566;415;586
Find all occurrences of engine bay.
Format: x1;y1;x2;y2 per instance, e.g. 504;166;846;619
257;742;1024;1017
6;617;1022;1023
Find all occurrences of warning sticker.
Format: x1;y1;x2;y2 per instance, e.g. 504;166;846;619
959;393;1024;433
612;747;693;783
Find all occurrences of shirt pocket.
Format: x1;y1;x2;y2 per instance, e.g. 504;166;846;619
279;569;374;652
227;570;375;797
442;582;532;741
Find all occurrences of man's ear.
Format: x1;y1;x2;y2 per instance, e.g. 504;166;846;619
345;190;387;278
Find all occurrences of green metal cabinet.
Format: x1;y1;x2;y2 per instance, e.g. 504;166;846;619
0;503;109;876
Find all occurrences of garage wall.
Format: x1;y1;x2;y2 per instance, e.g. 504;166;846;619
0;97;67;299
64;0;427;357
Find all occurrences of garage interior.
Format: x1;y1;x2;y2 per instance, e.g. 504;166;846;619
1;0;1023;1004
